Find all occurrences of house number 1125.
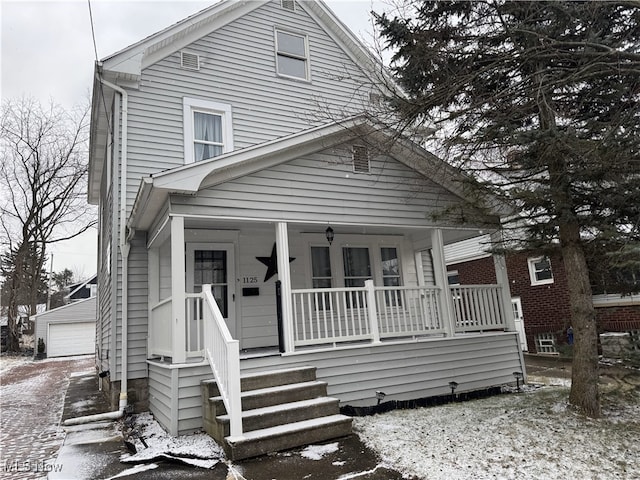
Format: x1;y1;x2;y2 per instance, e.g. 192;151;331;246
243;276;258;284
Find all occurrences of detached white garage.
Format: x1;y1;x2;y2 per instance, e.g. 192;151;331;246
32;297;97;358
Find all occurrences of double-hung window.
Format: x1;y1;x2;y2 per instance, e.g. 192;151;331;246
528;256;554;285
183;98;233;164
275;29;309;80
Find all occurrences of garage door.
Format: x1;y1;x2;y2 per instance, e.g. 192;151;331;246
48;322;96;357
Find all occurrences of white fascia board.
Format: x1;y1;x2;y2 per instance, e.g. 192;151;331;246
302;1;401;99
100;1;268;77
151;116;366;192
102;52;143;78
30;297;97;320
128;177;169;231
142;1;269;69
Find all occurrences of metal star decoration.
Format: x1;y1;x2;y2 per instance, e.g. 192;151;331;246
256;243;295;282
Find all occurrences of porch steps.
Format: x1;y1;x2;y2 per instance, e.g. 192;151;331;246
201;366;352;460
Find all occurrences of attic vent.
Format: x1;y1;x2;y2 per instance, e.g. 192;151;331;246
352;145;370;173
369;92;383;105
181;51;200;70
281;0;296;11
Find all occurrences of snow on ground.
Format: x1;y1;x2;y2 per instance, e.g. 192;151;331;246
300;442;340;460
120;412;225;468
354;384;640;480
0;353;33;374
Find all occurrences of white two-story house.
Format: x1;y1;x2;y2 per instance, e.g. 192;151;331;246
88;0;525;460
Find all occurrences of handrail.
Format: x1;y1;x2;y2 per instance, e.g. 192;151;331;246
449;285;506;332
201;284;243;438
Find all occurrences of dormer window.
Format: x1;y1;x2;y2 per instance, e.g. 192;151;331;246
183;98;234;164
275;29;309;80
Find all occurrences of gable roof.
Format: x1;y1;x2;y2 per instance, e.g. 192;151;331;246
65;274;98;301
89;0;389;205
127;115;497;231
99;0;380;85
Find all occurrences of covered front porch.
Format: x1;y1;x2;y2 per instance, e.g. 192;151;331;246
145;215;520;437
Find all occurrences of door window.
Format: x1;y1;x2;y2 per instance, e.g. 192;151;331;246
342;247;371;287
194;250;228;317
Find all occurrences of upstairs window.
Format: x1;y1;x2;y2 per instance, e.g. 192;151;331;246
528;256;554;286
275;29;309;80
183;98;233;163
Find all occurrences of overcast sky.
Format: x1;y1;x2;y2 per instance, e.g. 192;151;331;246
0;0;390;278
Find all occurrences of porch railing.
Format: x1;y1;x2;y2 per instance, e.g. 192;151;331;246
148;289;242;437
201;285;242;437
374;285;444;337
450;285;506;332
292;286;374;346
185;293;204;358
149;298;173;358
291;283;445;347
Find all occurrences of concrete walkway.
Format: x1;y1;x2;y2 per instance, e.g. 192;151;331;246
1;355;95;480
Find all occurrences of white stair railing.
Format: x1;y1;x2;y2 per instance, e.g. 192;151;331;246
201;284;243;437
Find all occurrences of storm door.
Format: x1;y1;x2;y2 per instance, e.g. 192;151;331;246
186;243;236;339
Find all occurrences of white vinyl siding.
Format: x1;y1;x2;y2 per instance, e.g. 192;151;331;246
147;332;524;434
169;145;466;228
32;297;97;358
121;0;371;211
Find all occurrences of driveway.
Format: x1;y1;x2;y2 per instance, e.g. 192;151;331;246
1;355;95;479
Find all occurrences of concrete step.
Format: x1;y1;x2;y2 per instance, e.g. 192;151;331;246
224;414;353;460
208;380;329;414
201;366;317;400
216;396;340;437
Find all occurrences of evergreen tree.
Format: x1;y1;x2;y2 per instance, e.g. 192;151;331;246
375;0;640;417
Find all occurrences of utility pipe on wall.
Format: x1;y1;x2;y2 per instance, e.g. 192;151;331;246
97;71;130;412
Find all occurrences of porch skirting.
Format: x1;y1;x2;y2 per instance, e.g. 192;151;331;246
148;332;523;436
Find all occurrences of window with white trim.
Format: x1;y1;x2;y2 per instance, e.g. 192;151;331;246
311;246;332;289
275;29;309;80
447;270;460;285
528;256;554;286
183;98;233;163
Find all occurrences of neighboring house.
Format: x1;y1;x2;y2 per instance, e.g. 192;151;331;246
445;235;640;354
65;274;98;303
31;296;97;358
88;0;524;459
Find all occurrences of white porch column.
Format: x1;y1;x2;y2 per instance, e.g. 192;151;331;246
365;280;381;343
491;230;517;332
275;222;294;353
147;247;160;356
171;216;186;363
431;229;456;336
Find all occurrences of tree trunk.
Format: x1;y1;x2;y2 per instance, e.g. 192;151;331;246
561;224;601;417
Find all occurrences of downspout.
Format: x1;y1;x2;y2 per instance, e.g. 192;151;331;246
99;74;130;412
64;70;130;426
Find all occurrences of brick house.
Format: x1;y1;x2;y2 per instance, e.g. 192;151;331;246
445;235;640;354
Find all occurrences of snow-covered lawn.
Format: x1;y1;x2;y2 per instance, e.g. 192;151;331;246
0;353;33;374
354;383;640;480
